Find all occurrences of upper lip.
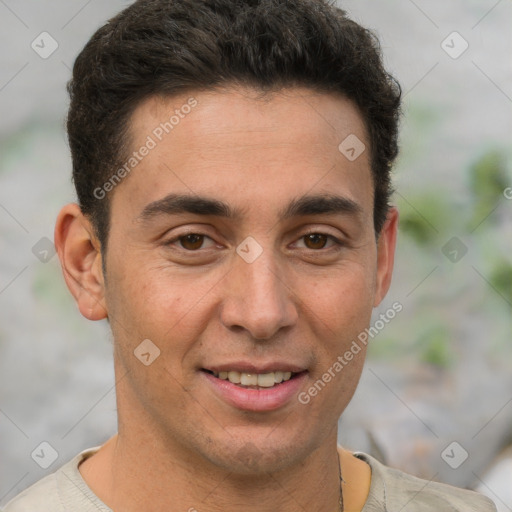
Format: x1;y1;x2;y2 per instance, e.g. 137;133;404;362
202;362;308;374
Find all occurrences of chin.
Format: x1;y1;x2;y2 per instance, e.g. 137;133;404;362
196;428;319;475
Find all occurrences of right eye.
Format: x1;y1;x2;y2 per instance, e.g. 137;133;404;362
167;233;216;251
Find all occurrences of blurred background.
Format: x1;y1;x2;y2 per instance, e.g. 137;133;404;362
0;0;511;509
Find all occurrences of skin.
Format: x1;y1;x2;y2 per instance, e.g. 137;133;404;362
55;86;398;512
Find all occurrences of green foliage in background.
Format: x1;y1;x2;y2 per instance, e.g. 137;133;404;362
416;325;453;368
468;150;509;229
489;261;512;306
397;190;453;245
370;148;510;367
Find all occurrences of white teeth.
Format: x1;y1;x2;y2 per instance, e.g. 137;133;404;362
214;370;295;387
227;371;241;384
240;373;258;386
257;373;276;388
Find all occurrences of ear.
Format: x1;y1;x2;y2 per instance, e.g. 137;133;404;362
373;206;399;307
54;203;107;321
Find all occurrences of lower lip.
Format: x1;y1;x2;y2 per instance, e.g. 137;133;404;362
202;371;308;412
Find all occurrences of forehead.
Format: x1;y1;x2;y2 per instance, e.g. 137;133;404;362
132;86;368;154
115;86;373;223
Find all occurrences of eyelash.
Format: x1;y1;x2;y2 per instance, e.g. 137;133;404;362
165;230;345;252
294;231;345;251
166;232;217;251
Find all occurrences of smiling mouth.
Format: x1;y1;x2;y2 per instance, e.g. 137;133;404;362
202;369;305;389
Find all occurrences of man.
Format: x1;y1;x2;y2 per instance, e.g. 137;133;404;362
3;0;497;510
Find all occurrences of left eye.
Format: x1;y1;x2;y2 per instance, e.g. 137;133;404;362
296;233;341;250
173;233;216;250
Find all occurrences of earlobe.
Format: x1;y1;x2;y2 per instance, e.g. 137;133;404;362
373;207;399;307
54;203;107;321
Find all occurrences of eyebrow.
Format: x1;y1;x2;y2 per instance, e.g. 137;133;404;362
280;194;362;220
137;192;363;223
138;193;241;221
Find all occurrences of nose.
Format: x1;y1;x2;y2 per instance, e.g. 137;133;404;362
219;248;298;340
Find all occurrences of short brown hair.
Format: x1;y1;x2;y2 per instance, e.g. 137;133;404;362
67;0;401;252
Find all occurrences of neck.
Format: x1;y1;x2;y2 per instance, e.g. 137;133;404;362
80;427;343;512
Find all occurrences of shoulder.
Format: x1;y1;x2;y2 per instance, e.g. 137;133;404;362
355;452;497;512
2;447;109;512
2;472;62;512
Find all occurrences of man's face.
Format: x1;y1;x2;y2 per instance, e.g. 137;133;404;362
101;87;395;473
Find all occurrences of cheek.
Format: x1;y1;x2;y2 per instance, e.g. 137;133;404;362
299;266;373;411
105;261;217;356
301;262;376;342
105;266;209;405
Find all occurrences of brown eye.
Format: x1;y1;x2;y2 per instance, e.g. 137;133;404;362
179;234;205;250
303;233;328;249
